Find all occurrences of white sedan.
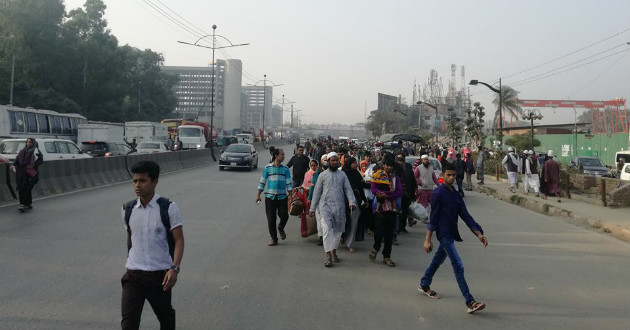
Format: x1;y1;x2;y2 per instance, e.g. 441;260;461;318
135;142;169;154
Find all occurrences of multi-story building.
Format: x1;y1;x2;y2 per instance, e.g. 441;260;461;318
241;85;272;130
378;93;398;111
162;59;242;132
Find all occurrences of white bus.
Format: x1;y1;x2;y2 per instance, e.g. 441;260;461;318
0;105;87;142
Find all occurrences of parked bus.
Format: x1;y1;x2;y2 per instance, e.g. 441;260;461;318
0;105;87;142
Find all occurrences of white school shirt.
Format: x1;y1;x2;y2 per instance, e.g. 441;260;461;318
122;194;183;271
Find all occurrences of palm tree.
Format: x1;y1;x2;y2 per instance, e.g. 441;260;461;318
491;85;523;131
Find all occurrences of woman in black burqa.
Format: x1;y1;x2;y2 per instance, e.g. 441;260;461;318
341;156;367;252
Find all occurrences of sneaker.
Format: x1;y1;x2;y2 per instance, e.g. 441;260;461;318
466;300;486;314
278;228;287;240
382;258;396;267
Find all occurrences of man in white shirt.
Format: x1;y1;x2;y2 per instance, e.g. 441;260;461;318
121;161;184;330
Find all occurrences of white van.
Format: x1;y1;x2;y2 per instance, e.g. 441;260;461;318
0;138;91;162
236;133;255;144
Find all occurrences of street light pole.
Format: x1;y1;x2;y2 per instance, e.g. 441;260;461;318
469;78;502;149
177;25;249;161
522;109;543;150
248;76;282;148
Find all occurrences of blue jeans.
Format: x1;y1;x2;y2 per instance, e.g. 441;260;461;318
420;237;474;304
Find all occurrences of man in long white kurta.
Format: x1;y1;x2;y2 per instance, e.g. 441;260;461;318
309;153;356;267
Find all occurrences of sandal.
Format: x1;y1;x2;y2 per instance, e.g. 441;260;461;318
348;247;356;253
466;300;486;313
418;286;440;299
382;258;396;267
324;259;333;267
368;249;377;261
332;253;340;263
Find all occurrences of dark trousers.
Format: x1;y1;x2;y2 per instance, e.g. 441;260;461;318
17;176;35;206
396;196;411;234
456;176;464;196
18;184;33;206
121;270;175;330
477;167;484;183
265;197;289;242
373;211;397;258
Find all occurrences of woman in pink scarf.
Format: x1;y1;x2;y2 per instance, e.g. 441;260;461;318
302;160;319;189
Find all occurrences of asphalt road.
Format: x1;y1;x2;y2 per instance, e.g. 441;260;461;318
1;146;629;330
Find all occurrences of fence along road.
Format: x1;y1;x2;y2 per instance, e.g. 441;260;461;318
0;145;628;330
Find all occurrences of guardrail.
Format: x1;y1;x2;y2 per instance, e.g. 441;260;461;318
0;149;213;203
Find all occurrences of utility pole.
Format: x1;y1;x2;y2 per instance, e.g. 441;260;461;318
290;104;294;128
9;55;15;105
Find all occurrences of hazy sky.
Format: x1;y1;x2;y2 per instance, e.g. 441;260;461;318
65;0;630;125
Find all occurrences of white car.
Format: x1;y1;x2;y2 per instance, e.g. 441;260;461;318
135;142;169;154
0;138;91;162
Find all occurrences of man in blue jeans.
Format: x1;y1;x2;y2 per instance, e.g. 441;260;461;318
419;162;488;314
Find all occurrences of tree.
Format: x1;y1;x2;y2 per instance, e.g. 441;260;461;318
491;85;523;134
0;0;178;122
465;102;486;149
445;107;462;147
505;133;540;152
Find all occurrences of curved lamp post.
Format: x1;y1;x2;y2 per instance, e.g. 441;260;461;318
178;25;249;161
470;78;502;150
248;75;283;148
522;109;543;150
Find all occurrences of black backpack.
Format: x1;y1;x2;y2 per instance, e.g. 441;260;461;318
123;197;174;259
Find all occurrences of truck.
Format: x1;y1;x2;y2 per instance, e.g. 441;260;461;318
124;121;169;145
177;123;210;150
77;122;125;145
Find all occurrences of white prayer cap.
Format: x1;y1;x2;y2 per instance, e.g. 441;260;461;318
421;154;429;159
327;152;339;159
507;146;514;152
547;150;554;157
528;150;534;155
320;154;328;161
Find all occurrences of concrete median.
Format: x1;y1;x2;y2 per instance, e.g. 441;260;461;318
0;164;17;203
180;149;213;168
126;152;184;174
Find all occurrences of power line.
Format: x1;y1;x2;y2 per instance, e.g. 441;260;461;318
500;28;630;80
154;0;208;37
511;48;630;88
568;51;629;98
143;0;202;40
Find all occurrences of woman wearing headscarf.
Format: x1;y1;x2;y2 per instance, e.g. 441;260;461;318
10;138;41;211
302;159;319;190
341;157;366;253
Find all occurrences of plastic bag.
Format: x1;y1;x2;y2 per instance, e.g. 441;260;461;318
409;202;428;220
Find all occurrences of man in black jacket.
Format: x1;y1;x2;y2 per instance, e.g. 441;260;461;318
287;145;310;188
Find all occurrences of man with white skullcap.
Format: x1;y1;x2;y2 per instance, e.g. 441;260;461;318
309;152;357;267
523;150;541;196
501;147;521;193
